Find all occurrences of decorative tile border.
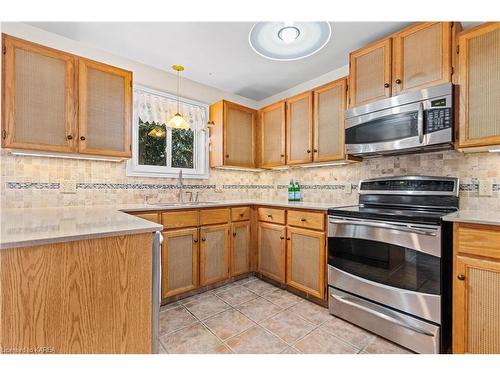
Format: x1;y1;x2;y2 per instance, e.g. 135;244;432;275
6;181;500;193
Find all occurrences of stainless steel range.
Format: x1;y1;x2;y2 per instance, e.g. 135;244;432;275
327;175;459;354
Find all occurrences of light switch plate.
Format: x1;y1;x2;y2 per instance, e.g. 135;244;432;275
478;180;492;196
60;181;77;194
344;183;352;194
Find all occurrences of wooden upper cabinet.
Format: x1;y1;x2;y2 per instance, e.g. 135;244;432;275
1;34;133;158
286;91;313;165
313;78;347;162
2;35;77;152
457;22;500;150
393;22;452;95
209;100;257;168
78;59;132;157
349;38;392;107
259;101;286;168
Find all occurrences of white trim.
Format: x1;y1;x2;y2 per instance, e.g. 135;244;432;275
126;85;210;179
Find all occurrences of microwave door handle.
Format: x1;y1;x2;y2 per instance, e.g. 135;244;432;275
330;293;435;337
329;218;437;236
417;102;424;144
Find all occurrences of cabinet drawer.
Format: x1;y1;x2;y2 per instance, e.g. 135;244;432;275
132;212;161;224
200;208;230;226
257;207;286;225
456;224;500;259
287;210;325;231
162;210;199;229
231;206;250;222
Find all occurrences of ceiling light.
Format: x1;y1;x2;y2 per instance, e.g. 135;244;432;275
249;22;332;61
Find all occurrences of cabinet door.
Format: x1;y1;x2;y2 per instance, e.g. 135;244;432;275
453;255;500;354
286;91;313;165
260;101;286;168
349;38;392;107
231;222;251;276
200;224;230;286
457;23;500;149
2;35;77;152
313;78;347;162
258;222;286;283
161;228;199;299
393;22;452;95
78;59;132;157
224;101;256;167
286;227;325;299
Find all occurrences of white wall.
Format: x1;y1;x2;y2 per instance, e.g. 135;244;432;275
1;22;259;109
257;65;348;107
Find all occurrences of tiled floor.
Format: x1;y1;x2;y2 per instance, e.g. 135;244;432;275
158;277;414;354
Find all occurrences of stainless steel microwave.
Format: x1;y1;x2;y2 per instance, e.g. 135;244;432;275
345;83;454;157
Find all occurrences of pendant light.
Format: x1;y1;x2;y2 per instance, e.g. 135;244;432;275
147;126;166;139
166;65;190;130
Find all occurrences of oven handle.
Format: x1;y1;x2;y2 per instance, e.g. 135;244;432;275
417;102;424;144
328;218;438;236
330;293;435;337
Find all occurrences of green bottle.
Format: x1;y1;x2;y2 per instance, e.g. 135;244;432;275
294;181;301;202
288;180;294;202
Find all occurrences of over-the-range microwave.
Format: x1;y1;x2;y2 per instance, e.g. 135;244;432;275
345;83;454;157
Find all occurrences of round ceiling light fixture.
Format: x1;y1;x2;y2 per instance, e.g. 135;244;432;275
249;22;332;61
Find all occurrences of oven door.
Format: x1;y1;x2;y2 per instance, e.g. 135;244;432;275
327;216;442;323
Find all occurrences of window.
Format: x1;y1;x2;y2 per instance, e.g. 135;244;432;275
127;85;209;178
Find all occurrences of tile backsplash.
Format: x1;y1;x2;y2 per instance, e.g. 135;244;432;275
1;149;499;210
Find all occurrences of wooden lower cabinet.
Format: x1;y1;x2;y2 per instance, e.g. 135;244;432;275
258;222;286;283
453;223;500;354
199;224;230;286
286;227;326;299
161;228;199;299
0;233;153;354
231;221;251;276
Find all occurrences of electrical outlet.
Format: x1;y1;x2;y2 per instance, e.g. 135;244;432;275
344;183;352;194
60;181;77;194
478;180;492;197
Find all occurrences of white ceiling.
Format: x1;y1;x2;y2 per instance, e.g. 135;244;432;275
28;22;413;101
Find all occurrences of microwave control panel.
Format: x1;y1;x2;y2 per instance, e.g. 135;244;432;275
426;107;452;133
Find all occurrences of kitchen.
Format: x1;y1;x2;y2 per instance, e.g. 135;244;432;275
1;3;500;368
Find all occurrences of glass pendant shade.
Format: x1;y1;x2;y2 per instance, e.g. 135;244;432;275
166;112;190;129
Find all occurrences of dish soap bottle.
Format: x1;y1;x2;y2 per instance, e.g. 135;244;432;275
288;180;295;202
294;181;301;202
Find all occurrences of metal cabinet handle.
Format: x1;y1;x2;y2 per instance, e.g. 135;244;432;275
233;232;237;237
280;154;285;158
267;214;273;218
286;237;291;240
384;83;390;88
194;238;199;243
201;237;206;242
395;79;402;84
280;236;285;240
457;274;465;281
301;218;306;222
80;136;86;141
239;213;244;217
225;154;229;158
307;149;311;153
67;135;73;140
313;149;318;153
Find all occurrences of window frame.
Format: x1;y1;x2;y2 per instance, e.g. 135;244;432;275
126;84;210;179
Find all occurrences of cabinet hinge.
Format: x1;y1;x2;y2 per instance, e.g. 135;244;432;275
2;129;6;140
451;66;454;75
456;45;459;54
2;46;6;55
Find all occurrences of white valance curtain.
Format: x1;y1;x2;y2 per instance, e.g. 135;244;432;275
134;88;207;131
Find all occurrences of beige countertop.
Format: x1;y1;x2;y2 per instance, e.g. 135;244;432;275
443;210;500;226
118;199;336;212
0;200;337;250
0;206;163;249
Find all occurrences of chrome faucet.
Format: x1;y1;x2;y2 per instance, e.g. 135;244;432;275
177;169;184;204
